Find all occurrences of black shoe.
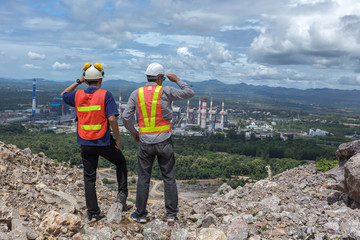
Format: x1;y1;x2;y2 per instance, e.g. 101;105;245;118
116;192;128;211
131;212;147;223
88;211;105;221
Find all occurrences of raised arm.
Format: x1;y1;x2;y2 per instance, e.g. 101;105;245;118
166;74;194;100
60;75;85;97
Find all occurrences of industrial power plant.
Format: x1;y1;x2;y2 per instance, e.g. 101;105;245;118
118;94;229;133
6;79;230;135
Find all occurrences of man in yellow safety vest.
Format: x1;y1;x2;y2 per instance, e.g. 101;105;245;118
122;63;194;225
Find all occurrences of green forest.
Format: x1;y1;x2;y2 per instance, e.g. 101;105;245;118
0;124;338;181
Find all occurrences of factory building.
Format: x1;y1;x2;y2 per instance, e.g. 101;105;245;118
170;97;229;131
49;98;71;116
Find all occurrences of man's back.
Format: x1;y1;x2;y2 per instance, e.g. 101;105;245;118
123;77;194;144
123;63;194;224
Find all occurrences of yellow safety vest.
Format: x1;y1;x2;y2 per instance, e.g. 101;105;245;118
137;85;171;134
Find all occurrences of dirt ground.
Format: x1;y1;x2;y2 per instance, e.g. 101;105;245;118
97;168;222;203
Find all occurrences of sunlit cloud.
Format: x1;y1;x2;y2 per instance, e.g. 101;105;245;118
135;32;204;47
199;37;234;63
28;51;46;60
125;49;146;58
177;47;193;57
52;61;71;70
23;64;40;69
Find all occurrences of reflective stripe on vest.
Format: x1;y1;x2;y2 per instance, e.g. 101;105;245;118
137;85;171;134
77;105;101;112
75;89;108;140
80;124;102;130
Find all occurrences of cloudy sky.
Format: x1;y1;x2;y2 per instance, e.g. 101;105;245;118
1;0;360;90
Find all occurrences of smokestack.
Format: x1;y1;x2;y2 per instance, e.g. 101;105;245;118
186;99;190;124
197;97;201;126
32;78;36;115
221;98;224;125
209;97;213;121
119;93;122;117
201;97;207;129
61;98;64;116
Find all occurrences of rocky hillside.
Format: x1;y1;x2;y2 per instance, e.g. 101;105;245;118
1;140;360;239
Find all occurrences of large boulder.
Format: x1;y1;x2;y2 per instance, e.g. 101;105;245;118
40;189;79;213
335;140;360;164
106;202;123;224
325;165;346;193
344;153;360;203
143;219;171;240
227;219;248;240
199;214;218;228
327;148;360;204
326;141;360;203
196;228;227;240
39;210;82;238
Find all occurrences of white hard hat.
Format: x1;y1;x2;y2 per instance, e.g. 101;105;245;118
84;65;104;80
145;63;165;76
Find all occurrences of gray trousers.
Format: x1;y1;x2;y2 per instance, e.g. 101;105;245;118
135;137;179;218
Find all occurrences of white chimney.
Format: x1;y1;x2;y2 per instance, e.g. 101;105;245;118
221;98;224;125
201;97;207;129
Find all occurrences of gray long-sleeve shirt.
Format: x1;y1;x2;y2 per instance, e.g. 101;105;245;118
122;80;194;144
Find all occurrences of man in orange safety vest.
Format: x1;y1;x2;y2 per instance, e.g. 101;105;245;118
61;63;128;221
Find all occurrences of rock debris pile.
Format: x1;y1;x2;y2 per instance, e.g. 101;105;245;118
1;140;360;239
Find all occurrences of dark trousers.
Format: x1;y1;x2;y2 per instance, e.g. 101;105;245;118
81;138;128;216
135;137;178;218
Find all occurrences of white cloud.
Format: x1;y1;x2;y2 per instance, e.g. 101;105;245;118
23;64;40;69
167;38;236;79
62;0;108;19
250;65;279;78
135;32;204;47
173;10;234;33
52;61;71;70
219;23;263;32
23;18;68;31
199;37;234;63
229;72;245;78
289;0;329;7
170;48;206;71
149;54;163;59
97;19;134;40
248;0;360;73
177;47;193;57
338;75;360;86
125;49;145;58
97;37;118;49
172;46;206;70
27;51;46;60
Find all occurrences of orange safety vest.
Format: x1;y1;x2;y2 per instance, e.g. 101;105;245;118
137;85;171;134
75;89;108;140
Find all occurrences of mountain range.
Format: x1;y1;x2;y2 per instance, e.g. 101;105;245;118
104;79;360;112
2;78;360;112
